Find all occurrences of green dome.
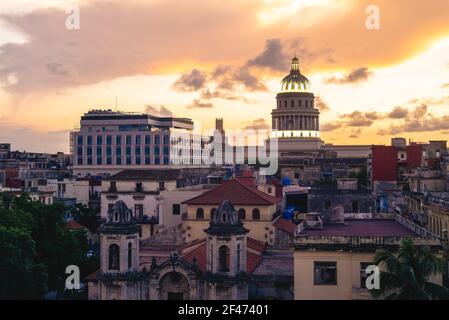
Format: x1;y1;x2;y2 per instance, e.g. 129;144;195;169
279;57;311;93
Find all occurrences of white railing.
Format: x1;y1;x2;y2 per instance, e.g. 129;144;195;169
394;214;439;240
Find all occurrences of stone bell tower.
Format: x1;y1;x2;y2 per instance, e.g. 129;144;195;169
98;200;146;300
205;200;249;300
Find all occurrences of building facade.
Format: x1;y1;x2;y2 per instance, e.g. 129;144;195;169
70;110;209;177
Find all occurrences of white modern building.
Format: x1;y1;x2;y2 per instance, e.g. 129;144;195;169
70;110;210;177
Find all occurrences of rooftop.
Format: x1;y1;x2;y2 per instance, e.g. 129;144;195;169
299;219;415;237
183;179;281;206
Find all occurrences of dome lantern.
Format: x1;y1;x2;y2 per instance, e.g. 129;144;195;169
279;56;311;93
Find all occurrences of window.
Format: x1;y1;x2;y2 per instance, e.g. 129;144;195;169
135;157;141;165
97;156;102;165
135;146;141;156
237;244;241;272
218;245;230;272
134;204;143;219
144;135;151;145
252;208;260;220
87;135;92;145
238;209;246;220
77;157;83;165
116;135;122;145
110;181;116;192
128;243;132;269
352;200;359;213
126;135;132;145
135;135;141;145
77;135;83;145
145;146;151;155
87;157;92;165
126;146;131;155
196;208;204;220
145;157;150;165
87;147;92;156
96;146;102;155
163;135;169;145
97;136;102;145
106;156;112;165
116;156;122;165
155;146;160;156
155;135;160;145
211;208;217;220
163;146;169;156
155;157;160;165
77;147;83;156
116;146;122;156
126;156;131;165
159;181;165;191
173;204;180;215
314;262;337;285
267;187;272;194
106;135;112;145
108;244;120;270
135;182;143;192
360;262;372;289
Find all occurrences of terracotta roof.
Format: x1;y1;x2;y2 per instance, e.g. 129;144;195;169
183;179;281;205
247;237;267;252
181;237;266;274
65;220;86;230
85;269;100;282
273;217;296;235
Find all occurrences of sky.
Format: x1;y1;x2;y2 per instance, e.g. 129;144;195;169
0;0;449;153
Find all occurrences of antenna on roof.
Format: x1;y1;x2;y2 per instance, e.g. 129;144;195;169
115;96;118;112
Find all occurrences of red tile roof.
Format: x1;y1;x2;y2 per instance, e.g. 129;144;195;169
65;220;86;230
85;269;100;282
181;237;266;274
273;217;296;235
247;237;267;252
182;179;281;205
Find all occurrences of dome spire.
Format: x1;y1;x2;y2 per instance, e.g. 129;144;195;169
291;55;300;72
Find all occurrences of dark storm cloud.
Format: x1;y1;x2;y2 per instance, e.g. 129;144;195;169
144;105;173;117
387;106;409;119
187;99;214;109
314;95;330;113
245;39;289;72
320;122;343;132
172;69;207;92
325;67;374;85
243;118;269;130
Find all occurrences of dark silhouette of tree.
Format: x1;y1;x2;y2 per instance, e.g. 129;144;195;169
371;238;449;300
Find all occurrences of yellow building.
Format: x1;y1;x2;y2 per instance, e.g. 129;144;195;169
423;194;449;240
293;218;443;300
182;176;282;244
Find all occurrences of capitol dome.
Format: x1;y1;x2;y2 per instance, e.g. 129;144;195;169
279;57;311;93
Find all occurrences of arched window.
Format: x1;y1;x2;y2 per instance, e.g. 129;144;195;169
210;208;217;220
109;244;120;270
196;208;204;220
218;245;230;272
252;208;260;220
128;243;132;269
238;208;246;220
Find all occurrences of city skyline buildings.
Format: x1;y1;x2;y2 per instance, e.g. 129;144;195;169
1;1;449;153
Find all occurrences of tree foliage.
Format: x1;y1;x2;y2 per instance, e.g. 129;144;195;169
371;238;449;300
0;193;99;299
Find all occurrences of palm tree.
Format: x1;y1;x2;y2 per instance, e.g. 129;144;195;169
371;237;449;300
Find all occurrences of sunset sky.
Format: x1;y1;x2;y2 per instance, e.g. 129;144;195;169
1;0;449;153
